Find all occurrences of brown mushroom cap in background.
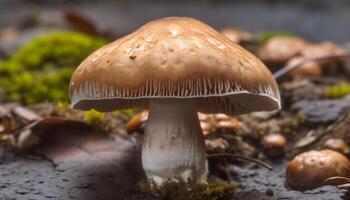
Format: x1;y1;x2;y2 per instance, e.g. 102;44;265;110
323;138;350;155
258;36;308;64
220;27;255;44
302;42;343;58
70;17;280;115
262;133;286;149
286;150;350;190
262;133;286;158
301;42;344;66
287;56;322;78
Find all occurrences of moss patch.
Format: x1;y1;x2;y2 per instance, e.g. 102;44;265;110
135;179;238;200
325;83;350;99
83;109;106;125
258;31;295;42
0;31;107;104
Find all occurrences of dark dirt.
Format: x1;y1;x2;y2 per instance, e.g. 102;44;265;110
225;161;347;200
0;126;145;200
0;128;348;200
293;96;350;124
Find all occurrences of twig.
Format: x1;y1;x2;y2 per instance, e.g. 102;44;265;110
273;53;350;79
207;153;273;170
12;120;41;136
324;176;350;184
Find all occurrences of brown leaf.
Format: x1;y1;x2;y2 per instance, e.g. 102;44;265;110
12;106;41;122
126;110;148;133
65;11;99;36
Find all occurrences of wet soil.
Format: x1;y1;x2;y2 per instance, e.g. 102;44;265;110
226;161;346;200
0;135;348;200
0;135;144;200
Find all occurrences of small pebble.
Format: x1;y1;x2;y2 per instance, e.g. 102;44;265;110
266;188;274;196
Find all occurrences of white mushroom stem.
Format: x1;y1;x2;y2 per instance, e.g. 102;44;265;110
142;98;208;184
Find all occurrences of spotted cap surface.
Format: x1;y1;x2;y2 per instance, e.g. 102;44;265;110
70;17;280;115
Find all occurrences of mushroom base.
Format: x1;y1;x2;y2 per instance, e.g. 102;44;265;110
142;99;208;185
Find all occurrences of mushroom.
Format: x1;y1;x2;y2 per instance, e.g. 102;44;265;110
286;150;350;190
220;28;255;44
258;36;308;65
301;42;345;74
220;28;257;53
301;42;344;65
262;133;286;158
214;116;241;133
69;17;281;184
323;138;350;155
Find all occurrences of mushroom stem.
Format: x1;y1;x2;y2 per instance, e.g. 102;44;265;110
142;98;208;184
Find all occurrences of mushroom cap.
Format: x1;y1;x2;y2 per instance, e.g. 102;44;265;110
301;42;344;66
258;36;308;64
323;138;350;155
262;133;286;149
70;17;280;115
302;42;343;58
220;28;255;44
286;149;350;190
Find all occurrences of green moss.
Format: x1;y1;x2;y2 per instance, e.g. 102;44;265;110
84;109;106;125
258;31;295;42
0;31;107;104
325;83;350;99
56;101;71;110
135;179;237;200
9;31;106;70
112;109;138;118
0;66;75;104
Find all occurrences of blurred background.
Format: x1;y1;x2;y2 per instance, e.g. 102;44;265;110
1;0;350;42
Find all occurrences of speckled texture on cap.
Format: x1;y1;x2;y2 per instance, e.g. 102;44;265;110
70;17;280;115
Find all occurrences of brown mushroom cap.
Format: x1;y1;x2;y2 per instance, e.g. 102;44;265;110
262;133;286;149
258;36;308;64
70;17;280;115
286;150;350;190
323;138;350;155
220;28;255;44
302;42;343;58
301;42;344;66
262;133;286;158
